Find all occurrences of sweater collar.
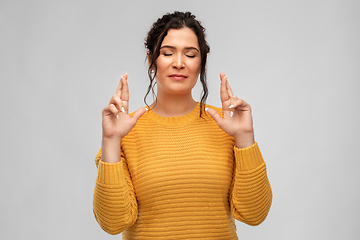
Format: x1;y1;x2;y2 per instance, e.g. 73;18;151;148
144;102;200;126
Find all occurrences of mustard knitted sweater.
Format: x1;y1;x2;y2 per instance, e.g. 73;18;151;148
93;103;272;239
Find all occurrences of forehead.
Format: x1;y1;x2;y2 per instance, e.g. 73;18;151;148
161;27;199;48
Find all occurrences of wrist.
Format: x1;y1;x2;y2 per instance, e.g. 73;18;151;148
234;131;255;149
101;137;122;163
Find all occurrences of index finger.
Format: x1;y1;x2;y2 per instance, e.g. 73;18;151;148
115;72;127;96
220;72;229;102
226;80;234;97
121;73;129;101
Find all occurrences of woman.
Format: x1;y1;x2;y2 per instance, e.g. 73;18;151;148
93;11;272;239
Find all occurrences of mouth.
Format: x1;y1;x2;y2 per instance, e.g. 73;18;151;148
169;74;187;80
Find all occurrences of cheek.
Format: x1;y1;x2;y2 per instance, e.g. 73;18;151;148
155;58;164;72
156;57;172;71
192;59;201;74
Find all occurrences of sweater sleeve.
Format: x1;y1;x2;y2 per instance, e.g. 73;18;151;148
229;142;272;226
93;148;138;235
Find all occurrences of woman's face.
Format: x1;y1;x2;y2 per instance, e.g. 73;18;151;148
155;27;201;96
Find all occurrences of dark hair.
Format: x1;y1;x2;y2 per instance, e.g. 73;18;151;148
144;11;210;117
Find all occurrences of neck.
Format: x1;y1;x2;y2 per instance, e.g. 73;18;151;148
150;92;197;117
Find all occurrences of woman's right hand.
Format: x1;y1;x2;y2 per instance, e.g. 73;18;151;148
101;72;147;162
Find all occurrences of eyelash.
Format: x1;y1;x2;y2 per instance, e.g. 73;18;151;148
162;53;196;58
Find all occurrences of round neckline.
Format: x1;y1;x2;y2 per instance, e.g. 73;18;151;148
145;102;200;126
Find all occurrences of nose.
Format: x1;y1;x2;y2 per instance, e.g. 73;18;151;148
172;54;185;69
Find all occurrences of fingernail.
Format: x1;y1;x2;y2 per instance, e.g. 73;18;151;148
145;108;148;111
121;107;125;113
230;111;234;117
229;105;234;109
116;114;119;119
205;108;209;111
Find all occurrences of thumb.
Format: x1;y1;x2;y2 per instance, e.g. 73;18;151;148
206;108;222;124
132;107;147;121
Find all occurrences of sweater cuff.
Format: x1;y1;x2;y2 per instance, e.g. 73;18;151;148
96;160;124;185
234;142;265;171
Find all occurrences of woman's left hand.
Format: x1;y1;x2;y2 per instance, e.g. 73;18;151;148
206;72;255;149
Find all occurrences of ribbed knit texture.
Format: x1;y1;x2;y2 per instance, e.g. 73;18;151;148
93;103;272;239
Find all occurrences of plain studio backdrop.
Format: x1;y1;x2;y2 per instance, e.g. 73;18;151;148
1;0;359;239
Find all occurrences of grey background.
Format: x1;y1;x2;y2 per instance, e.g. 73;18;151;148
1;0;359;239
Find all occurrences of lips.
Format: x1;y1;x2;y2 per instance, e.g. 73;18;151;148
169;74;187;80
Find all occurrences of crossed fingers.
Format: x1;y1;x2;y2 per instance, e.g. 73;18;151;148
219;72;249;118
220;72;237;117
109;72;129;118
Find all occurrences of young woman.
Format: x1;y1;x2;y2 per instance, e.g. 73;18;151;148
93;11;272;239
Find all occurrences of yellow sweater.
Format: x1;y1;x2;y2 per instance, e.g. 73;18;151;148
93;103;272;239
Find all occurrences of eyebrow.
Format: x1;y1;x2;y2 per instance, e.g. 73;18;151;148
160;45;200;52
